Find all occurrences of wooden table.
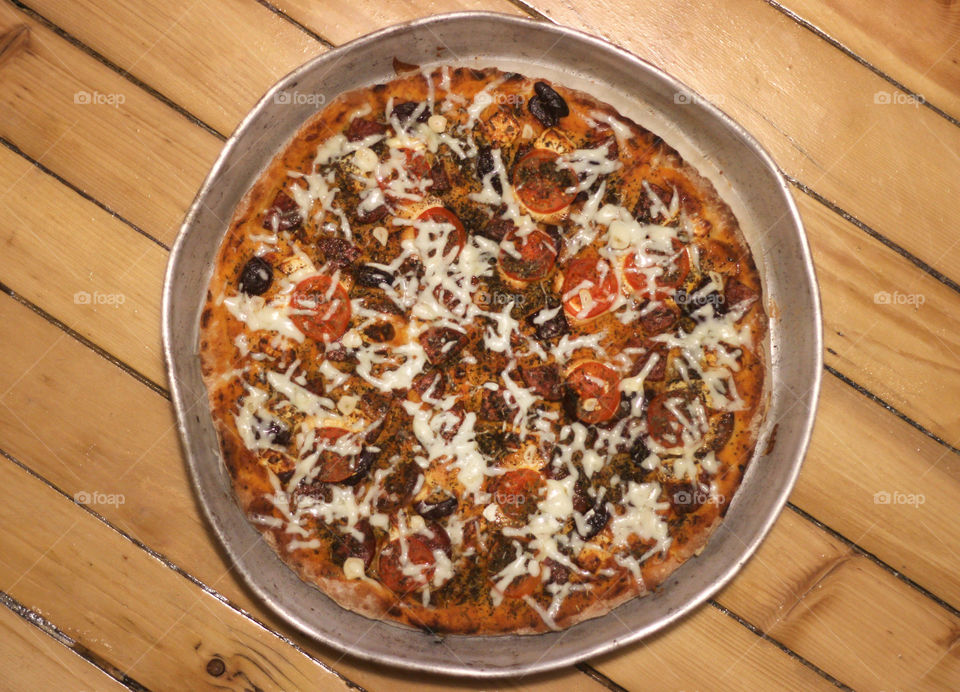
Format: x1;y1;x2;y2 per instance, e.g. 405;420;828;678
0;0;958;689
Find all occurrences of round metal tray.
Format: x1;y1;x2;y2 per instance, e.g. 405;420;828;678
162;11;822;677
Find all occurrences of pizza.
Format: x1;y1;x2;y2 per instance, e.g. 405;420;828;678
198;65;768;635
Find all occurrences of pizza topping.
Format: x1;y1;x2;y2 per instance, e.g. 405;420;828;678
512;149;577;214
498;226;558;282
262;190;303;231
624;238;690;300
562;252;619;320
239;257;273;296
289;275;351;343
354;264;395;288
564;361;621;424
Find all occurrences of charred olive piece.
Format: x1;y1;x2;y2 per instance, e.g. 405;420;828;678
476;146;502;195
676;277;727;318
391;100;431;126
528;96;557;128
414;496;458;520
362;321;395;343
528;82;569;128
526;304;569;341
239;256;273;295
354;264;395;288
534;81;569;118
578;503;611;540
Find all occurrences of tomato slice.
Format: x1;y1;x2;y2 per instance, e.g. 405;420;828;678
290;275;351;342
646;390;698;448
512;149;577;214
415;206;467;259
311;427;356;482
491;468;543;522
561;252;619;320
624;238;690;300
565;361;621;424
378;523;451;593
498;226;558;282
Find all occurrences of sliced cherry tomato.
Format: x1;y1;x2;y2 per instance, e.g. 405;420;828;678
624;238;690;300
311;427;356;482
565;361;621;424
290;275;351;342
512;149;577;214
416;206;467;259
378;523;451;593
498;226;558;282
561;252;619;320
646;390;698;448
491;468;544;522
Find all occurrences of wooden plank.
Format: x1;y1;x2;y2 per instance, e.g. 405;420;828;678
515;0;960;289
0;3;221;245
795;374;960;607
588;604;835;691
272;0;525;45
0;292;834;691
0;145;168;387
18;0;322;136
717;509;960;689
800;189;960;442
0;460;353;692
771;0;960;121
0;603;129;691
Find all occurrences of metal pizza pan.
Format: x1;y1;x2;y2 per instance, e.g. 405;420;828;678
162;11;822;677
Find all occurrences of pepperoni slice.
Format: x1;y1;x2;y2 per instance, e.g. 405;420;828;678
565;361;621;424
378;523;451;593
290;275;351;342
646;390;699;448
498;226;558;282
310;427;359;483
491;468;543;522
415;206;467;259
331;519;376;570
561;253;619;320
512;149;577;214
624;238;690;300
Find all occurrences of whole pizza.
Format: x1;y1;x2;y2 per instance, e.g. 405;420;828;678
198;65;768;634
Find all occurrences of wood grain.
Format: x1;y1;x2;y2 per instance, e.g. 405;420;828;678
0;3;220;245
718;509;960;689
0;459;354;691
772;0;960;120
19;0;322;136
1;291;956;690
0;603;129;691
